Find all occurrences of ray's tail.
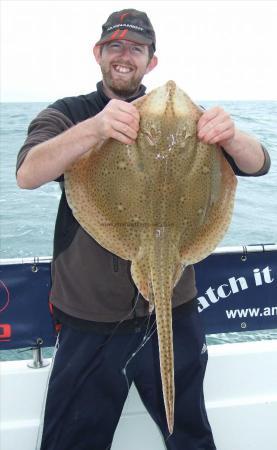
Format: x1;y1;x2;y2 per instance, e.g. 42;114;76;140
149;229;178;435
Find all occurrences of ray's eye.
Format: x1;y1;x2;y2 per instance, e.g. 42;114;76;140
176;125;195;148
144;131;156;146
141;124;161;146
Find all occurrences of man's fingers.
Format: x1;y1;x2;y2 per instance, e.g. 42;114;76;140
197;107;222;129
198;107;230;133
106;100;140;138
197;106;235;146
113;110;140;132
199;119;231;143
209;130;233;145
112;119;138;141
110;129;136;145
96;99;140;143
111;99;140;122
198;114;229;137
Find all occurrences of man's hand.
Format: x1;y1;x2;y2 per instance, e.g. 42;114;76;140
197;106;235;147
94;99;140;146
197;106;266;174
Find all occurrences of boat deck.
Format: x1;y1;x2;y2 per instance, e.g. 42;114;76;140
1;340;277;450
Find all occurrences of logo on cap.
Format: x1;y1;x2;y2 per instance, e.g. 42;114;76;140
120;13;129;22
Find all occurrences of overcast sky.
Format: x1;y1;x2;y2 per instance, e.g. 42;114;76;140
1;0;277;102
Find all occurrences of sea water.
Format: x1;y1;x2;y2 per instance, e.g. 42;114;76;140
0;99;276;360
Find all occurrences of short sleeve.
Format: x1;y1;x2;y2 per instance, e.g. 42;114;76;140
222;145;271;177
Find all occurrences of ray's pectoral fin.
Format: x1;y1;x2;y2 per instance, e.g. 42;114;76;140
180;156;237;264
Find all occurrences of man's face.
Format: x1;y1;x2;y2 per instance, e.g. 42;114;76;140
94;40;157;99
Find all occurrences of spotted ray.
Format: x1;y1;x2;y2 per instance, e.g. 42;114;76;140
64;81;237;434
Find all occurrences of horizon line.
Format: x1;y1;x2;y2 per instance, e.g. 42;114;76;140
1;98;277;103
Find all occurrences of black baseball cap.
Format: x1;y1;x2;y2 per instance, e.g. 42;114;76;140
95;9;156;51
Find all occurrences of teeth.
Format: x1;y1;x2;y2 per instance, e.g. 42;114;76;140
114;65;132;73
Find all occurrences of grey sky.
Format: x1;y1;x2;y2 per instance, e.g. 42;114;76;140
1;0;277;101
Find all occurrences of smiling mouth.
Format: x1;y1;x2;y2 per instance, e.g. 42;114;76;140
112;64;133;74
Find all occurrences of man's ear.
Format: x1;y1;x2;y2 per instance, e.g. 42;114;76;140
146;55;158;74
93;45;101;64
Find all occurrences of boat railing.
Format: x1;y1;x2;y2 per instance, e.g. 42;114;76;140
0;244;276;360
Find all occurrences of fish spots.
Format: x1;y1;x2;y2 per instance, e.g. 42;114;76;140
117;203;125;211
117;160;127;169
102;168;111;176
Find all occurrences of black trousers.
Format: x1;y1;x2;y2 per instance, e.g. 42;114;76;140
39;300;216;450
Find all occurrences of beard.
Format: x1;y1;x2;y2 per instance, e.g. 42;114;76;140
99;59;145;99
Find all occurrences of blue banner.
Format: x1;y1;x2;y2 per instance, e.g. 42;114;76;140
0;261;55;349
196;250;277;334
0;248;276;350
